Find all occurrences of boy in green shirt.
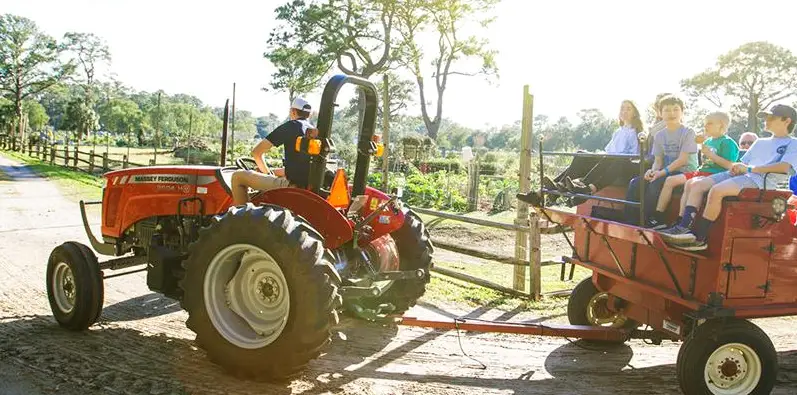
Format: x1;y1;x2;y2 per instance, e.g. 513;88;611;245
646;111;740;229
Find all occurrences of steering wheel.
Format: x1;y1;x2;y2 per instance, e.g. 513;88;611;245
236;157;258;171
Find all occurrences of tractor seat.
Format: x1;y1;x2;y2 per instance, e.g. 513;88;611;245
215;167;237;196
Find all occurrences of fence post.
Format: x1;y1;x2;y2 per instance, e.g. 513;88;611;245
72;147;78;169
102;152;109;172
50;147;56;165
513;84;535;293
123;154;128;169
36;141;41;158
64;146;69;166
149;159;155;166
528;211;542;300
28;140;33;156
89;150;95;173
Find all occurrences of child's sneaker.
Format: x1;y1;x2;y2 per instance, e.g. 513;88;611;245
660;227;697;244
645;217;668;230
675;239;708;251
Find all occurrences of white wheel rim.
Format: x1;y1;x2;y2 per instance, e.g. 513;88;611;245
586;292;628;327
204;244;290;349
52;262;76;314
704;342;762;395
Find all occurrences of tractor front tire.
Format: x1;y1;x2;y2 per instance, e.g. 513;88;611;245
568;276;636;337
677;319;777;395
375;208;434;315
46;241;104;331
180;204;342;381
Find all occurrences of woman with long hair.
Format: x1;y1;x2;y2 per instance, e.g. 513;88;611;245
518;100;645;206
565;100;645;194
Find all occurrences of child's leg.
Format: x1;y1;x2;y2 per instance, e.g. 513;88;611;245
702;179;745;221
685;177;717;211
679;177;699;217
655;174;686;212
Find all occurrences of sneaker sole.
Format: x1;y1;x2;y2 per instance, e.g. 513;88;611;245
677;243;708;251
662;234;696;244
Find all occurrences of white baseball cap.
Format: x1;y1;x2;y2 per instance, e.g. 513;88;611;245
291;97;312;112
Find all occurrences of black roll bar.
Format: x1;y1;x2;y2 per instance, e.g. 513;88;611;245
311;74;379;197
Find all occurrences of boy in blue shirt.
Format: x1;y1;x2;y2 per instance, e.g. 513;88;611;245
624;95;698;224
662;104;797;251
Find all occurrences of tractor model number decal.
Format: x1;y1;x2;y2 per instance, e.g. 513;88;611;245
662;319;681;336
370;197;379;210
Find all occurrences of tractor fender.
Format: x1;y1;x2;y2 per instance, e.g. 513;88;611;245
253;188;352;249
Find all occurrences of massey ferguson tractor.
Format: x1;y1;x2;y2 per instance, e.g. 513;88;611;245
45;75;434;380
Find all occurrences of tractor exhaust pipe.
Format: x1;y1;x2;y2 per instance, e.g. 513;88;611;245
220;99;230;166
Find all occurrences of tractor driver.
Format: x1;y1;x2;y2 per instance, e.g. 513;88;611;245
230;97;317;205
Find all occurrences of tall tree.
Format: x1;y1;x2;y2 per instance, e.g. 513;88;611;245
395;0;499;139
62;97;98;144
266;0;398;122
61;32;111;99
98;97;144;145
681;41;797;135
0;14;73;148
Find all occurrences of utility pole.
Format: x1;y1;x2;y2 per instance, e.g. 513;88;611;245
381;74;390;192
230;83;236;160
187;112;193;164
154;91;161;164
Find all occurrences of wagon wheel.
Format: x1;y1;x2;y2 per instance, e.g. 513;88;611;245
567;277;636;341
677;319;777;395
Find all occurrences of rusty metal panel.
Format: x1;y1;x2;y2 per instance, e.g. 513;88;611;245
727;238;772;299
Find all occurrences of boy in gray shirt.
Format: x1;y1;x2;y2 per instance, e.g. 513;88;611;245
625;95;698;225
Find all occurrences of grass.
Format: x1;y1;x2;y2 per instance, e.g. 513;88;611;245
422;276;572;321
0;150;103;201
0;168;10;181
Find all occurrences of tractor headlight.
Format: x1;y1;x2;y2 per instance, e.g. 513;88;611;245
772;196;787;217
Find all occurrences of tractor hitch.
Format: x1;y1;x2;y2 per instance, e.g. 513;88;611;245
371;269;426;282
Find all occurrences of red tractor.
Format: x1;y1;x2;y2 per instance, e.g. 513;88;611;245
45;75;434;380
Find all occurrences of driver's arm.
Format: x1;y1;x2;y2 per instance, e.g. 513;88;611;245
251;139;274;173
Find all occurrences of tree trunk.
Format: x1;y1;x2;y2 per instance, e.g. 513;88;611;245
748;93;760;135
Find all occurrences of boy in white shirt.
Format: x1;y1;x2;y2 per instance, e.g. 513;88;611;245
663;104;797;251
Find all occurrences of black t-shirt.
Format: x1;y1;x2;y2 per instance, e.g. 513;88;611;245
265;118;314;188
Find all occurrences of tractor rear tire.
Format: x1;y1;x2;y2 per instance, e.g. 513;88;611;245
46;242;104;331
567;276;637;341
179;204;342;381
677;319;777;395
373;208;434;315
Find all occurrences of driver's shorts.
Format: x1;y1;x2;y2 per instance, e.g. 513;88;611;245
244;171;291;191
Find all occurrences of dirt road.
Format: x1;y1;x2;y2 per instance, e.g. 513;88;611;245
1;155;796;395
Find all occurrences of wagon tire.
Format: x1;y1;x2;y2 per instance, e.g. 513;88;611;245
567;276;636;344
677;318;777;395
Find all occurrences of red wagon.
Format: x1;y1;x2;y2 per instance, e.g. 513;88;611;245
401;148;796;395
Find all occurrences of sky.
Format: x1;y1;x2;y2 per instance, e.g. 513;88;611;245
4;0;797;129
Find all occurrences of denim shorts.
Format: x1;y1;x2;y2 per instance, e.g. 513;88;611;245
708;171;759;189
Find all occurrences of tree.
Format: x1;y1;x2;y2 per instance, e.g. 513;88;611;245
23;100;48;133
62;97;98;144
267;0;399;127
264;47;332;101
98;97;143;145
572;109;618;151
61;32;111;101
395;0;499;139
0;14;73;148
681;41;797;135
